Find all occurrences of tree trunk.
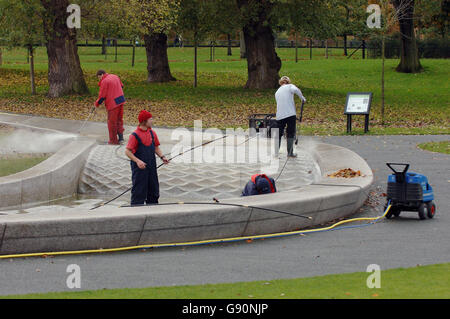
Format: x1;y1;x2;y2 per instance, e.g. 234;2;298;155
392;0;422;73
238;1;281;89
41;0;88;97
132;39;136;67
325;40;328;59
241;27;281;89
194;33;198;88
343;34;348;56
343;5;350;56
439;0;447;39
227;33;232;56
144;32;176;82
0;48;2;66
381;35;386;125
101;36;106;55
114;39;118;63
29;46;36;95
239;30;246;59
210;41;213;62
295;32;298;63
362;40;366;59
309;38;313;60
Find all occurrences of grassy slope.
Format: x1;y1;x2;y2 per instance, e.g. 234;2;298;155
418;140;450;154
0;156;49;177
0;46;449;134
3;263;449;299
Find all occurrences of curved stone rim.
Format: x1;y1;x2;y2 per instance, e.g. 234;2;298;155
0;123;373;256
0;122;96;210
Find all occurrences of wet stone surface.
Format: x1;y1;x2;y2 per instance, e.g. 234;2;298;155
79;140;321;201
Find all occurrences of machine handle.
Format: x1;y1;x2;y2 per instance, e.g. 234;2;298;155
297;100;305;123
248;113;276;119
386;163;410;174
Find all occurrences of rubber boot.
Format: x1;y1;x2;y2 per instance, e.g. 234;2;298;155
118;133;124;144
287;138;297;158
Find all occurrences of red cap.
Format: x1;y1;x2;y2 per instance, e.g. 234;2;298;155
138;110;152;123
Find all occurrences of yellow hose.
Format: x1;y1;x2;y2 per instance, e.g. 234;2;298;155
0;204;391;259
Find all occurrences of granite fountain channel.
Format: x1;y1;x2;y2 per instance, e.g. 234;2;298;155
0;122;373;255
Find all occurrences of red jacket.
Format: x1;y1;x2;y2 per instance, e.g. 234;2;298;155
95;73;125;111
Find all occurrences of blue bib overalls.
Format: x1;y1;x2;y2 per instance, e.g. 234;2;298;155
130;130;160;205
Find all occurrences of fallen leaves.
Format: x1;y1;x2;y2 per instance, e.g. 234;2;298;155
364;186;386;209
327;168;365;178
0;97;273;129
1;65;448;134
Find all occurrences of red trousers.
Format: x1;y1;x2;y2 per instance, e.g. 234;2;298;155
107;104;124;144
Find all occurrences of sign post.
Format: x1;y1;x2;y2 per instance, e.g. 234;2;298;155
344;92;373;134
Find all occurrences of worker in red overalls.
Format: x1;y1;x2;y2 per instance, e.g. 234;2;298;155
94;70;126;145
125;110;169;205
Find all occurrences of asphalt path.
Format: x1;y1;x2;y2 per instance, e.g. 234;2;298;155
0;126;448;295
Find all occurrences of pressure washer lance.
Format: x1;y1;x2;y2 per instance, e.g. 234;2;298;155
114;131;261;163
120;200;312;220
212;197;311;220
295;100;305;145
90;134;229;210
77;107;96;134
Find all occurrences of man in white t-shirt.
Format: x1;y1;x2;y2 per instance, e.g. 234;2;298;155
274;76;306;157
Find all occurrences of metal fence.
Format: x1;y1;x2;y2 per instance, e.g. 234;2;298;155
74;38;365;49
3;37;447;59
366;37;449;59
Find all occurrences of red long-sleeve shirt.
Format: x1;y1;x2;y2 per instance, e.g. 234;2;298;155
95;73;125;111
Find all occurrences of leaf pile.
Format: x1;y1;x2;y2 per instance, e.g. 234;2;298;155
327;168;364;178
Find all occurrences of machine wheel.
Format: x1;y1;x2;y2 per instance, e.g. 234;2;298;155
427;202;436;219
418;203;426;220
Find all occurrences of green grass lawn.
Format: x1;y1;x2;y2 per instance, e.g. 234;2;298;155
0;46;449;134
418;141;450;154
3;263;449;299
0;156;49;177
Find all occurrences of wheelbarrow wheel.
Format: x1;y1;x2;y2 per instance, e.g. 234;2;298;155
418;203;426;220
427;202;436;219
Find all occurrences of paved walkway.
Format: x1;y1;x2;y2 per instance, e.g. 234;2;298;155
0;112;448;295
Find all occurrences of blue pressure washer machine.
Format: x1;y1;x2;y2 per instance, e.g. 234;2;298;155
385;163;436;220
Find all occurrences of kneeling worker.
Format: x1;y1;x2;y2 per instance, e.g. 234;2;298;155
125;110;169;206
242;174;277;196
